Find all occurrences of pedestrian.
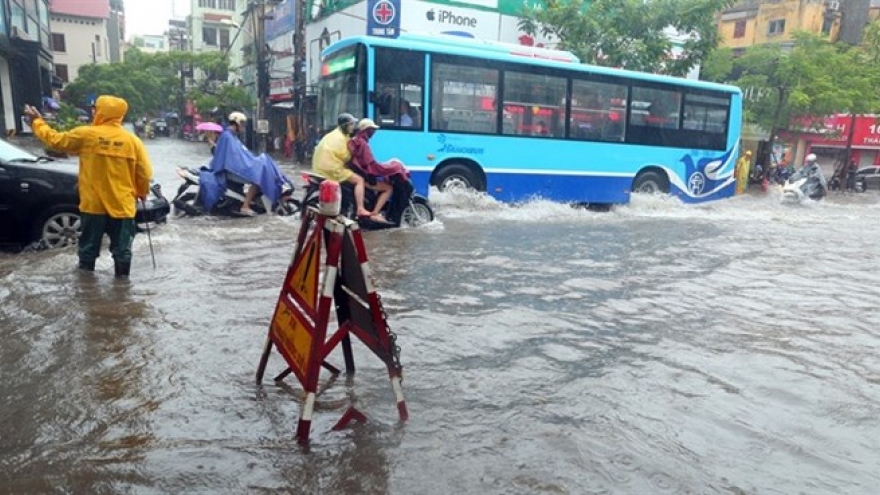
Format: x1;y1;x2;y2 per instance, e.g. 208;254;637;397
24;96;153;278
846;158;858;192
735;150;752;195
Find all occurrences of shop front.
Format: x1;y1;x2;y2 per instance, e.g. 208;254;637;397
785;115;880;171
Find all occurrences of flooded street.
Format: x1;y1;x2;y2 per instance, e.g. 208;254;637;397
2;139;879;494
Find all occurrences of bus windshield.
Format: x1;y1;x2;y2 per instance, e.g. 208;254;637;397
319;45;365;129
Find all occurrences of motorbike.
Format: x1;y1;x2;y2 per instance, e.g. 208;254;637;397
300;167;434;229
172;167;299;217
781;167;827;203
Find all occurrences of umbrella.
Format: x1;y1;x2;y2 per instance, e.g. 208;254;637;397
196;122;223;132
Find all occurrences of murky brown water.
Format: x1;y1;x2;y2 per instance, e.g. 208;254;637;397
2;139;879;494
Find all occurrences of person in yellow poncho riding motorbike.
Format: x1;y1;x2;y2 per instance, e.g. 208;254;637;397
24;95;153;277
312;112;387;221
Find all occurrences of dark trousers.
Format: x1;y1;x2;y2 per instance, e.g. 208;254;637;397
78;213;136;264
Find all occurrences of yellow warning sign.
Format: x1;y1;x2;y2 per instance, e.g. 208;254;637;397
287;230;320;313
270;299;313;381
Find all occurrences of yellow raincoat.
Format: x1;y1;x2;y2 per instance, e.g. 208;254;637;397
31;96;152;219
311;127;352;182
735;151;752;195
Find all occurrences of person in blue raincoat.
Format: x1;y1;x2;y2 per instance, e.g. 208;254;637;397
198;111;288;215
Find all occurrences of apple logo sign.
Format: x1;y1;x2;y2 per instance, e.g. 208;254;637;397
426;9;435;21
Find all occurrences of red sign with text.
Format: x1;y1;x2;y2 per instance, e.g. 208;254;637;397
794;115;880;148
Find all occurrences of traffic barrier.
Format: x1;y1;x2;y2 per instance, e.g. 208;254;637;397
255;201;407;444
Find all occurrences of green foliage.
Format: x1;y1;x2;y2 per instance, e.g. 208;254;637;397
62;47;246;119
518;0;735;77
46;103;87;133
719;31;880;134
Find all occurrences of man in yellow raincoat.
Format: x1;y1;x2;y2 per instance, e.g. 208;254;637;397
735;150;752;195
24;95;153;277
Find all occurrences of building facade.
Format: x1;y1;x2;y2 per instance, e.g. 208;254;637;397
717;0;841;52
132;34;168;53
49;0;111;84
187;0;242;65
0;0;54;135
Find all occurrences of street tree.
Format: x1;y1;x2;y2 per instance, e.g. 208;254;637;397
518;0;735;77
62;48;251;120
704;32;880;167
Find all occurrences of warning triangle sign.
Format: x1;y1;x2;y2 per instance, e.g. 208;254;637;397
287;230;320;313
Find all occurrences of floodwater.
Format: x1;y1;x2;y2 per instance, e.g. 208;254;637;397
1;139;879;494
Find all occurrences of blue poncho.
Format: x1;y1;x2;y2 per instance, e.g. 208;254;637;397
199;129;289;210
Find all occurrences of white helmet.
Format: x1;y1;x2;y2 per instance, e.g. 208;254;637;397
806;153;817;163
228;111;248;125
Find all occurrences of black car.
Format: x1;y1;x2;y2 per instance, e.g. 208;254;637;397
0;139;169;249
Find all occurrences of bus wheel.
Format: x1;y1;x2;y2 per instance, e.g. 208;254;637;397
632;170;669;194
435;163;483;192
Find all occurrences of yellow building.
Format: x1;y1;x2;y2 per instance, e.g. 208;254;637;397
718;0;841;51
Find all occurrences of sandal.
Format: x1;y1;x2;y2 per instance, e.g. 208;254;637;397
369;214;393;224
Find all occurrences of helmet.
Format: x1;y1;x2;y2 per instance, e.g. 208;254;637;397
806;153;817;163
228;111;248;125
357;118;380;131
337;113;357;128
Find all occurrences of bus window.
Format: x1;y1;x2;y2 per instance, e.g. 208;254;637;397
501;71;565;138
374;48;424;129
570;79;628;142
627;85;683;147
682;93;729;133
631;86;681;129
431;62;499;135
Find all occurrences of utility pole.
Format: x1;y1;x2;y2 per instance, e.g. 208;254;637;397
293;0;307;155
252;0;269;153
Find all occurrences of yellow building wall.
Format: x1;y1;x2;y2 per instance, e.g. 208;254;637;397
719;0;838;49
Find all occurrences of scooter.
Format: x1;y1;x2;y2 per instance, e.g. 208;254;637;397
781;168;827;203
301;169;433;228
172;167;299;217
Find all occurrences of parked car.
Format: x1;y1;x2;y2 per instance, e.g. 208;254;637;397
151;118;169;137
854;165;880;191
828;165;879;192
0;138;169;249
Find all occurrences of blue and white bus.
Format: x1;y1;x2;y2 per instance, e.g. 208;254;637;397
318;33;743;205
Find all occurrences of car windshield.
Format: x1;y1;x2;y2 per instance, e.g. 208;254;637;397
0;139;39;163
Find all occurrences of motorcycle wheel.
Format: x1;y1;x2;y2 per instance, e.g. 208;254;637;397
173;192;200;217
400;198;434;227
274;198;301;216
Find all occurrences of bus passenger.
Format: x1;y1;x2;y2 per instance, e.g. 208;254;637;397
399;100;414;127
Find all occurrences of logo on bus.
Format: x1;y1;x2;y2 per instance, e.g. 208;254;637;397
372;0;396;25
436;134;484;155
681;150;734;197
688;172;706;195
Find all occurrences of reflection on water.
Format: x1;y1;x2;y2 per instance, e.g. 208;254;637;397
1;138;879;494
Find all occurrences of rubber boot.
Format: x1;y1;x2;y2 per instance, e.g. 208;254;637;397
78;260;95;271
114;261;131;278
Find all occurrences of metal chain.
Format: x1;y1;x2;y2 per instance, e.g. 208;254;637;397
371;278;403;378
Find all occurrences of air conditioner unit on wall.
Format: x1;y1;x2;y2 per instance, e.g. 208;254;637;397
11;26;31;41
